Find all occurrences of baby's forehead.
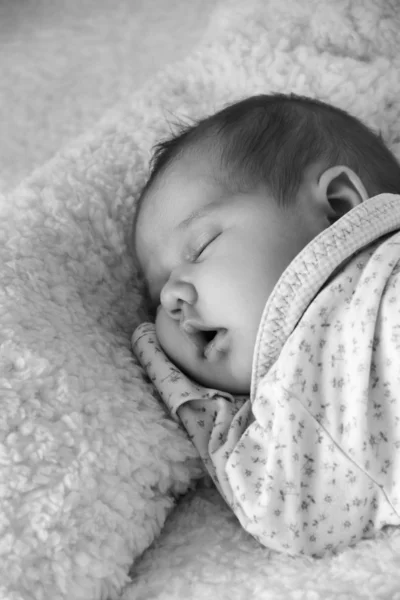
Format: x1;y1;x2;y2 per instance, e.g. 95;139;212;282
139;159;218;220
135;133;224;227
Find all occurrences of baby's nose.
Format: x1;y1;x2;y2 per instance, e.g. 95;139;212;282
160;279;197;319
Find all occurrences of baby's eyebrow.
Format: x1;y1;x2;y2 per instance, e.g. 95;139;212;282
177;202;218;231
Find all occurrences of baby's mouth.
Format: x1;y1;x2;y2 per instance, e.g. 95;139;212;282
202;328;228;361
181;322;228;361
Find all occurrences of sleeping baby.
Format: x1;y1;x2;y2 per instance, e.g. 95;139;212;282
131;93;400;556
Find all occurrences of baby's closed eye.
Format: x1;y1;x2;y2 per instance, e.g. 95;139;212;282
189;233;221;262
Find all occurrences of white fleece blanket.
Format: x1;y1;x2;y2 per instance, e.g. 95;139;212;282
3;0;400;599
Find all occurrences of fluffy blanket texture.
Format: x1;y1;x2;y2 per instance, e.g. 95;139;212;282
2;0;400;599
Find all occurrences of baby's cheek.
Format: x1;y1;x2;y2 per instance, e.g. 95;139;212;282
155;310;172;352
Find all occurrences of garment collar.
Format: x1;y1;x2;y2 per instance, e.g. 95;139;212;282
250;193;400;402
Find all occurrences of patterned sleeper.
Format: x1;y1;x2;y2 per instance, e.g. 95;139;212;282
132;193;400;556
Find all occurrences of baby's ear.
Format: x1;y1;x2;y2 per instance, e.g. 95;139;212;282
319;166;369;222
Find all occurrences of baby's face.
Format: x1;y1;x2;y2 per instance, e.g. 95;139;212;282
135;157;321;393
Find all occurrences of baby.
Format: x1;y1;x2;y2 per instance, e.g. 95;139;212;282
132;93;400;556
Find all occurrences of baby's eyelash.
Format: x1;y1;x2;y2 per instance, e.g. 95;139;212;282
194;239;211;259
191;233;220;261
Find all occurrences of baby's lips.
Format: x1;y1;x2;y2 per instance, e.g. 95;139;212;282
181;322;203;351
204;328;228;362
181;321;197;335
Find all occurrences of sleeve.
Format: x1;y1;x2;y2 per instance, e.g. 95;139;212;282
131;322;251;503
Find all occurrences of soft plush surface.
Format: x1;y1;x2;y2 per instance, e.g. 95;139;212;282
0;145;205;596
0;0;215;193
0;41;209;600
2;0;400;599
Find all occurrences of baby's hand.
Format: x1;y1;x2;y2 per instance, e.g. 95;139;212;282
132;322;234;420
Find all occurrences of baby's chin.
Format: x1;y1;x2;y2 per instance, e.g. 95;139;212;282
165;347;250;395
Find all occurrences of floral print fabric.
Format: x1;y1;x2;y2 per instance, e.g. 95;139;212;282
132;193;400;556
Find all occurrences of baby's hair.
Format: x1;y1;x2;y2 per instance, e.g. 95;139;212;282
133;93;400;233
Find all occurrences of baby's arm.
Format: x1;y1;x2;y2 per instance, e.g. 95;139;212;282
132;322;251;503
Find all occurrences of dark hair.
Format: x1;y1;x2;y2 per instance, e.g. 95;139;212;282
135;93;400;223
